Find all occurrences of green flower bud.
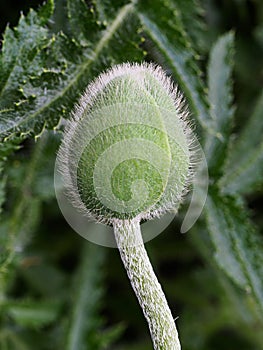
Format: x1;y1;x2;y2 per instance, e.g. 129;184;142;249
58;62;193;224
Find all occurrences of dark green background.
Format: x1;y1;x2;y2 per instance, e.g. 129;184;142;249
1;1;263;349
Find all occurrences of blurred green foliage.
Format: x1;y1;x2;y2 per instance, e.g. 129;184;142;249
0;0;263;349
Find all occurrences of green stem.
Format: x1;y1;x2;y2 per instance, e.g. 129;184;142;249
113;219;181;350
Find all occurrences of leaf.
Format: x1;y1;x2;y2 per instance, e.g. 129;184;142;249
33;133;61;200
0;1;143;141
136;0;213;132
20;262;67;298
205;190;263;316
4;299;61;328
0;329;30;350
172;0;208;53
205;32;235;174
0;138;21;161
220;90;263;194
37;0;55;23
0;0;54;136
67;0;102;44
94;323;125;349
0;164;6;216
65;238;105;350
0;139;22;218
0;137;47;289
94;0;131;22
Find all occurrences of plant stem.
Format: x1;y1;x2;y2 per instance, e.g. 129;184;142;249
113;219;181;350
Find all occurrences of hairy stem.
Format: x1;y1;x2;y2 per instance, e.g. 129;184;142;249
113;219;181;350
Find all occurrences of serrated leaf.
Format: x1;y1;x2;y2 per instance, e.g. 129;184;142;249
205;191;263;315
94;0;131;22
67;0;101;44
136;0;212;132
0;2;143;141
220;90;263;194
0;1;54;136
223;141;263;194
38;0;55;24
0;138;21;161
172;0;208;53
5;299;61;328
0;0;54;93
205;32;235;174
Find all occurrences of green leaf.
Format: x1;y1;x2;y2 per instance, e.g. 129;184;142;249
205;191;263;316
5;299;61;328
67;0;101;44
0;137;47;289
20;262;67;298
37;0;55;23
0;164;6;216
65;238;105;350
95;323;125;349
205;32;235;174
0;1;143;140
172;0;208;53
220;90;263;194
0;329;29;350
0;0;54;136
0;139;20;218
33;133;61;200
94;0;131;22
0;138;21;161
136;0;212;132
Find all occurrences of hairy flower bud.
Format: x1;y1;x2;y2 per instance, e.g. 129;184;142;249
58;62;193;224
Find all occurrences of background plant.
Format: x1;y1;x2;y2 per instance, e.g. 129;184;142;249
0;0;263;349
